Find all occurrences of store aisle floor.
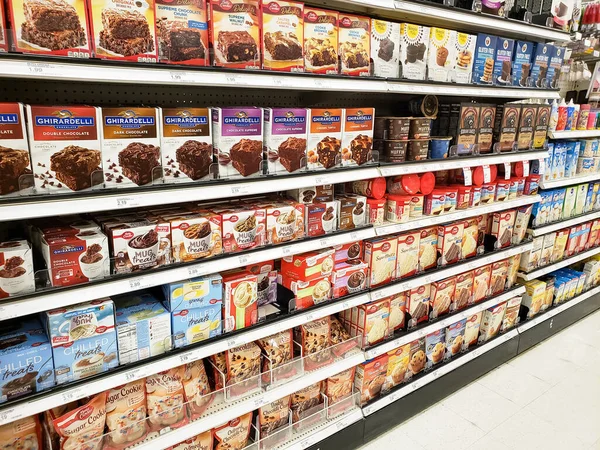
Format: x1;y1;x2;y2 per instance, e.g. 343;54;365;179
360;309;600;450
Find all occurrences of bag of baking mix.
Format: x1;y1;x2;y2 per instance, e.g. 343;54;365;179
183;360;214;420
258;396;291;438
167;431;212;450
43;402;79;449
105;380;148;450
291;381;323;423
257;330;296;383
226;342;262;397
329;316;358;356
146;367;189;432
53;392;107;450
208;352;227;390
0;415;42;450
213;412;253;449
300;318;334;371
325;366;356;405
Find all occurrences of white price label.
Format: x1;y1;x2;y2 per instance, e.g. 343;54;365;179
254;398;264;409
305;313;315;322
313;78;331;89
504;163;511;180
315;176;329;186
231;185;249;196
320;239;329;247
341;301;350;310
188;266;200;277
116;197;140;208
301;438;312;449
336;420;348;430
225;75;238;84
170;71;189;82
179;352;194;364
26;62;59;76
125;368;142;382
238;255;250;265
482;165;491;183
538;159;545;175
523;160;530;177
350;232;359;240
389;392;399;403
462;167;472;186
281;246;293;255
0;409;16;424
129;277;151;291
413;381;421;391
227;337;239;348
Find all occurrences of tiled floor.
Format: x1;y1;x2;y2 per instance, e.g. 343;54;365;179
360;309;600;450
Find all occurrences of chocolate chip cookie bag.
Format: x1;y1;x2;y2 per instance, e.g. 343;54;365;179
167;431;212;450
0;416;42;450
145;367;189;433
325;366;355;405
329;316;358;356
257;330;296;385
53;392;107;450
104;380;148;450
213;412;253;450
226;342;262;398
300;318;334;371
182;360;214;420
291;381;323;423
258;396;291;438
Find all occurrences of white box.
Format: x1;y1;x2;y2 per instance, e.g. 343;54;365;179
451;32;476;84
370;19;401;78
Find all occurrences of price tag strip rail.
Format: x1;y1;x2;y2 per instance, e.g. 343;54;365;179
529;210;600;237
539;172;600;190
517;245;600;281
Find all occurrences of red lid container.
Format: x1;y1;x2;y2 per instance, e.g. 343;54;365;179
387;174;421;195
353;177;387;199
420;172;436;195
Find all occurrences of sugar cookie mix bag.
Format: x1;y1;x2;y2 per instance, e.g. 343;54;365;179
105;380;148;450
182;360;213;420
0;416;42;450
146;367;189;432
53;393;107;450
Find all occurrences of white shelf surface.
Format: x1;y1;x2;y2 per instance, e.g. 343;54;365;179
539;172;600;189
362;328;520;416
530;210;600;237
548;130;600;139
364;286;525;359
518;246;600;281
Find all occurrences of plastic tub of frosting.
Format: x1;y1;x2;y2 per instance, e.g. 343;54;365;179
429;137;452;159
409;195;424;218
367;198;387;225
420;172;436;195
386;194;411;223
387;174;420;195
353;177;386;199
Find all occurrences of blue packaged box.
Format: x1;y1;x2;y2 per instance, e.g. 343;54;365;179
0;318;54;403
585;183;595;213
531;190;553;226
114;292;172;365
551;189;565;222
473;34;497;84
492;37;514;84
531;43;552;88
543;142;554;180
551;142;566;180
512;40;533;86
547;45;565;88
564;141;578;178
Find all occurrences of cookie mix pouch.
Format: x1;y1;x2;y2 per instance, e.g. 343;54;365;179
258;396;291;438
325;366;356;405
183;360;214;420
105;380;148;450
301;317;334;371
329;316;358;356
53;392;107;450
213;412;253;450
226;342;262;397
291;381;323;422
209;352;227;390
145;367;189;432
167;431;212;450
0;416;42;450
257;330;295;384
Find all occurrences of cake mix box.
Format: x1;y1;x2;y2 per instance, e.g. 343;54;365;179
264;108;308;174
280;249;334;281
212;107;264;178
437;222;464;266
0;103;33;197
396;231;420;279
407;337;426;376
338;14;370;76
531;43;551;88
306;108;343;170
156;0;209;65
451;32;476;84
473;264;491;302
303;7;338;74
161;107;212;183
371;18;400;78
425;329;445;367
419;226;437;271
409;284;430;325
492;37;514;85
490;210;517;249
0;240;35;298
89;0;158;61
26;105;103;194
262;0;304;72
100;107;162;188
399;23;429;80
445;319;466;357
281;273;332;309
364;236;397;288
454;270;473;310
472;33;497;84
464;311;482;348
479;302;507;342
5;0;93;57
501;296;522;331
512;40;533;87
383;344;410;391
332;261;368;297
209;0;260;69
354;354;388;404
341;108;374;167
427;27;453;82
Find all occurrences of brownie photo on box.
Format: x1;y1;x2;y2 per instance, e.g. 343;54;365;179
340;41;368;69
317;136;340;169
49;145;101;191
20;0;86;50
157;19;205;62
230;139;262;176
350;135;372;165
99;8;154;57
305;38;337;67
118;142;161;185
278;137;306;173
217;31;257;63
378;38;394;62
0;146;32;195
264;31;302;60
175;140;212;180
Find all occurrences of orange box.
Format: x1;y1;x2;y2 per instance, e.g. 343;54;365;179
338;13;370;76
280;249;335;281
262;0;304;72
307;108;343;171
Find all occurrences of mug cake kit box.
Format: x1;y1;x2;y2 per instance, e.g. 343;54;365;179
399;23;430;80
332;260;368;297
451;32;476;84
264;108;308;174
305;202;338;236
427;27;453;82
303;7;338;75
338;14;370;76
370;19;400;78
472;33;497;84
0;240;35;299
341;108;374;167
261;0;304;72
222;270;258;332
512;41;533;86
493;37;514;85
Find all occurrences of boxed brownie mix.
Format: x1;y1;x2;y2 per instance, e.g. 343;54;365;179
156;0;209;65
341;108;374;167
0;240;35;298
477;104;496;153
303;7;338;74
161;107;212;183
26;105;103;194
530;43;551;88
307;108;343;170
264;108;307;174
399;23;430;80
100;107;162;188
209;0;260;69
0;1;7;52
0;103;32;196
262;0;303;72
533;105;551;148
88;0;158;61
371;19;400;78
5;0;92;57
493;104;521;152
512;40;533;87
338;14;370;76
212;107;263;178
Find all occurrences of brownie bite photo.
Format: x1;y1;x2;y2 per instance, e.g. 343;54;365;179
118;142;161;186
262;0;304;72
50;145;102;191
303;8;338;74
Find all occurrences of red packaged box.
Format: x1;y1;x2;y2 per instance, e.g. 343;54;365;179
280;273;332;309
332;261;368;298
261;0;304;72
0;1;7;52
280;249;335;281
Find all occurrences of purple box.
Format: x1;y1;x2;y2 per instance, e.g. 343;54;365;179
264;108;308;174
473;34;497;85
492;37;514;85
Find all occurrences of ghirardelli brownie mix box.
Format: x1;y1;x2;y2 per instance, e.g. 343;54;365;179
371;19;400;78
533;105;551;148
89;0;158;62
477;104;496;154
156;0;209;66
338;14;370;76
209;0;260;69
512;40;533;87
341;108;374;167
100;107;162;188
26;105;103;194
492;37;514;85
264;108;308;174
456;103;480;154
303;7;338;74
307;108;343;170
493;104;521;152
473;33;497;84
212;107;263;178
0;103;32;196
400;23;429;80
451;32;476;84
160;107;212;183
262;0;304;72
516;105;537;150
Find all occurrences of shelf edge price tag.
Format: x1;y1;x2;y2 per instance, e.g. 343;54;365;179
129;276;151;291
462;167;472;186
503;162;511;180
0;408;16;424
523;160;530;177
231;185;249;196
482;165;491;183
125;368;142;382
281;245;292;256
179;351;194;365
116;196;140;208
315;176;329;186
188;266;200;277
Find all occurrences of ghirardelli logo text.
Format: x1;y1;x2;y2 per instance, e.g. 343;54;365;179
35;110;95;129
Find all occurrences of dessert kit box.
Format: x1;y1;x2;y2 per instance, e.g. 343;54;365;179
512;40;533;87
217;205;265;252
341;108;374;167
88;0;158;61
167;210;222;262
477;104;496;153
209;0;260;69
370;19;400;78
338;14;370;76
212;107;263;178
451;32;476;84
264;108;308;174
0;240;35;298
305;202;338;236
399;23;430;80
427;27;453;82
303;7;338;74
156;0;209;65
307;108;343;170
473;33;497;84
5;0;92;57
0;103;32;196
222;270;258;332
533;105;551;148
261;0;304;72
531;43;551;87
26;105;102;194
161;107;213;183
100;107;162;188
547;45;564;88
492;37;514;85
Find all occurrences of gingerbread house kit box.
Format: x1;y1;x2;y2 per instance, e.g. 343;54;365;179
264;108;308;174
262;0;304;72
0;102;32;197
303;7;338;74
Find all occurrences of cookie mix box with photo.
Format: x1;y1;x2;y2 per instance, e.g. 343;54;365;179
492;37;514;85
338;14;370;76
306;108;343;170
512;40;533;87
209;0;260;69
0;240;35;298
399;23;429;80
160;107;212;183
5;0;92;57
212;107;264;178
26;105;102;194
261;0;303;72
155;0;209;65
370;18;400;78
341;108;374;167
451;32;476;84
264;108;308;174
427;27;453;82
472;33;497;84
88;0;158;61
0;103;33;197
303;7;338;74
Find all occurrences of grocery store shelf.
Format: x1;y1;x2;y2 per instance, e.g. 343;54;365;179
0;227;375;321
517;246;600;281
364;286;525;359
539;172;600;189
361;328;519;416
0;56;561;99
530;210;600;236
371;241;533;300
378;150;548;177
375;195;541;236
548;129;600;139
